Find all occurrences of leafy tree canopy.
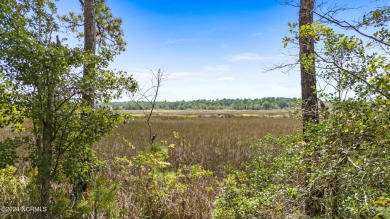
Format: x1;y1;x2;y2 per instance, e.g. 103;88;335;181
0;0;137;214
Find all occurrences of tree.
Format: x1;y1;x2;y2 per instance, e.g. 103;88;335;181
213;3;389;217
283;1;390;217
0;0;136;217
299;0;319;130
261;101;272;110
71;0;97;203
82;0;96;106
60;0;129;202
297;0;324;216
276;0;319;124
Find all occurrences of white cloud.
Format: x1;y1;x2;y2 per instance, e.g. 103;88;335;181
226;53;289;62
205;65;230;72
168;72;193;78
226;53;267;62
166;72;210;81
250;32;269;36
130;68;154;78
217;76;235;81
165;38;194;45
197;27;229;35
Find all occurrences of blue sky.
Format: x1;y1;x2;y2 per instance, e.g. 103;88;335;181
55;0;369;101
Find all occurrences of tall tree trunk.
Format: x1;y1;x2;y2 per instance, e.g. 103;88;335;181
39;76;54;219
40;118;53;219
72;0;96;202
299;0;319;129
83;0;96;106
299;0;321;216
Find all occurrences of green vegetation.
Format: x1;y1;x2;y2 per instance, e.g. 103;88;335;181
0;0;389;218
0;0;136;218
107;97;299;110
212;3;390;219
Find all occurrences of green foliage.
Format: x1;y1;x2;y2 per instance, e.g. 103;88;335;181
215;4;390;218
214;100;389;217
59;0;126;59
303;100;389;218
114;146;180;217
106;97;299;110
46;176;120;218
213;134;305;218
114;139;216;218
0;137;26;168
0;166;31;214
0;0;137;214
1;1;388;218
73;177;120;218
373;197;390;219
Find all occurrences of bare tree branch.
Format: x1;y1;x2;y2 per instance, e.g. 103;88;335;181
130;69;166;145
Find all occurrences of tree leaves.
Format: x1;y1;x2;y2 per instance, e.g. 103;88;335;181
0;0;136;215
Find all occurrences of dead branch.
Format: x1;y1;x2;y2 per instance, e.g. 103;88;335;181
130;69;166;145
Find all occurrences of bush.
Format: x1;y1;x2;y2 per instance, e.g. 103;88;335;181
0;165;31;218
0;137;28;168
114;140;217;218
213;134;305;218
213;99;390;218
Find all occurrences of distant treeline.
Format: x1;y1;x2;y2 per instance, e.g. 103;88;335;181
107;97;300;110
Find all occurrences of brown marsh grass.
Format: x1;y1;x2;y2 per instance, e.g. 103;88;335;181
93;111;301;217
95;111;301;176
0;110;301;218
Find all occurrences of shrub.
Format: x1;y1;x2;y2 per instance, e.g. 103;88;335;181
0;165;31;218
114;139;217;218
213;134;305;218
213;99;390;218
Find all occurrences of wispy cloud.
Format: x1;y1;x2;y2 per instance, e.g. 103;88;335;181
168;72;193;78
205;65;230;72
226;53;288;62
250;32;269;36
217;76;235;81
226;53;267;62
197;27;229;35
166;72;210;81
165;38;194;45
130;68;155;78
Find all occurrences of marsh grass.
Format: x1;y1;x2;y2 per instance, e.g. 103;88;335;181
0;110;301;218
92;111;301;217
95;111;301;176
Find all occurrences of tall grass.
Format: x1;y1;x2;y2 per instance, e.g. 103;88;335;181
0;112;301;218
91;114;301;218
95;115;300;176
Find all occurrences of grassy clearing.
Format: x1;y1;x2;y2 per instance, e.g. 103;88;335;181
90;110;301;217
0;110;301;218
95;110;300;176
